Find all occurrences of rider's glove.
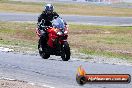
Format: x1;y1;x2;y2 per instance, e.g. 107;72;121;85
40;29;45;34
37;22;41;28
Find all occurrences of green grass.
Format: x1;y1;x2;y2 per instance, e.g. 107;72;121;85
0;22;132;60
0;22;37;52
0;0;132;16
69;24;132;60
81;49;132;60
0;39;36;48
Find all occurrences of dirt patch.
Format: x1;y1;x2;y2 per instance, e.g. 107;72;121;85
0;79;45;88
69;29;104;34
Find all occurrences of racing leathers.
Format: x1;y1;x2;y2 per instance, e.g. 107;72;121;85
37;11;59;50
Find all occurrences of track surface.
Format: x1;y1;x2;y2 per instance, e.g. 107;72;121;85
0;12;132;26
0;51;132;88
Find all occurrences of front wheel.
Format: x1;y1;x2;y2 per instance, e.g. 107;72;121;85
41;53;50;59
38;40;50;59
61;42;71;61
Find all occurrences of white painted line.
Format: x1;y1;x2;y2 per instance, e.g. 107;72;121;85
0;47;14;52
42;84;55;88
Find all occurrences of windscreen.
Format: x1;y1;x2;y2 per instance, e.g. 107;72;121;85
52;17;65;30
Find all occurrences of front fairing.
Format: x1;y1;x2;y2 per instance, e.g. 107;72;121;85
47;18;69;47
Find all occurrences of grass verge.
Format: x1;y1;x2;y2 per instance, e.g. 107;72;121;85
0;22;37;53
0;22;132;60
69;24;132;60
0;0;132;16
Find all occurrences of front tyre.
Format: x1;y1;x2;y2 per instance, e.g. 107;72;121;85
61;42;71;61
38;40;50;59
41;53;50;59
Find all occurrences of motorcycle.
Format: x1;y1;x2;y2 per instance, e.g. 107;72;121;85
36;17;71;61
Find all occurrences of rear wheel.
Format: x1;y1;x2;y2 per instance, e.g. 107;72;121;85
38;40;50;59
61;42;71;61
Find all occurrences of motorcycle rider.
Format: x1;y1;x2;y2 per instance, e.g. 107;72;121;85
37;4;59;50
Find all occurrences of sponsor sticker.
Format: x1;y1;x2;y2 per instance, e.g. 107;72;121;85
76;66;131;85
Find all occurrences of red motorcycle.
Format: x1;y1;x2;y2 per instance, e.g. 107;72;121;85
36;17;70;61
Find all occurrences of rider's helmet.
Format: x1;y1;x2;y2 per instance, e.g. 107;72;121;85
44;4;54;14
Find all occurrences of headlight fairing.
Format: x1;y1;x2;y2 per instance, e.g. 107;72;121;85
64;31;68;34
57;31;63;35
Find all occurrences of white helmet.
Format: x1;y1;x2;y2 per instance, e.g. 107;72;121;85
44;4;54;14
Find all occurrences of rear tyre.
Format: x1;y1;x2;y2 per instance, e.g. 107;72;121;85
61;42;71;61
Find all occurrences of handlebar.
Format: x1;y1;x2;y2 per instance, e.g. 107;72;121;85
39;25;52;31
